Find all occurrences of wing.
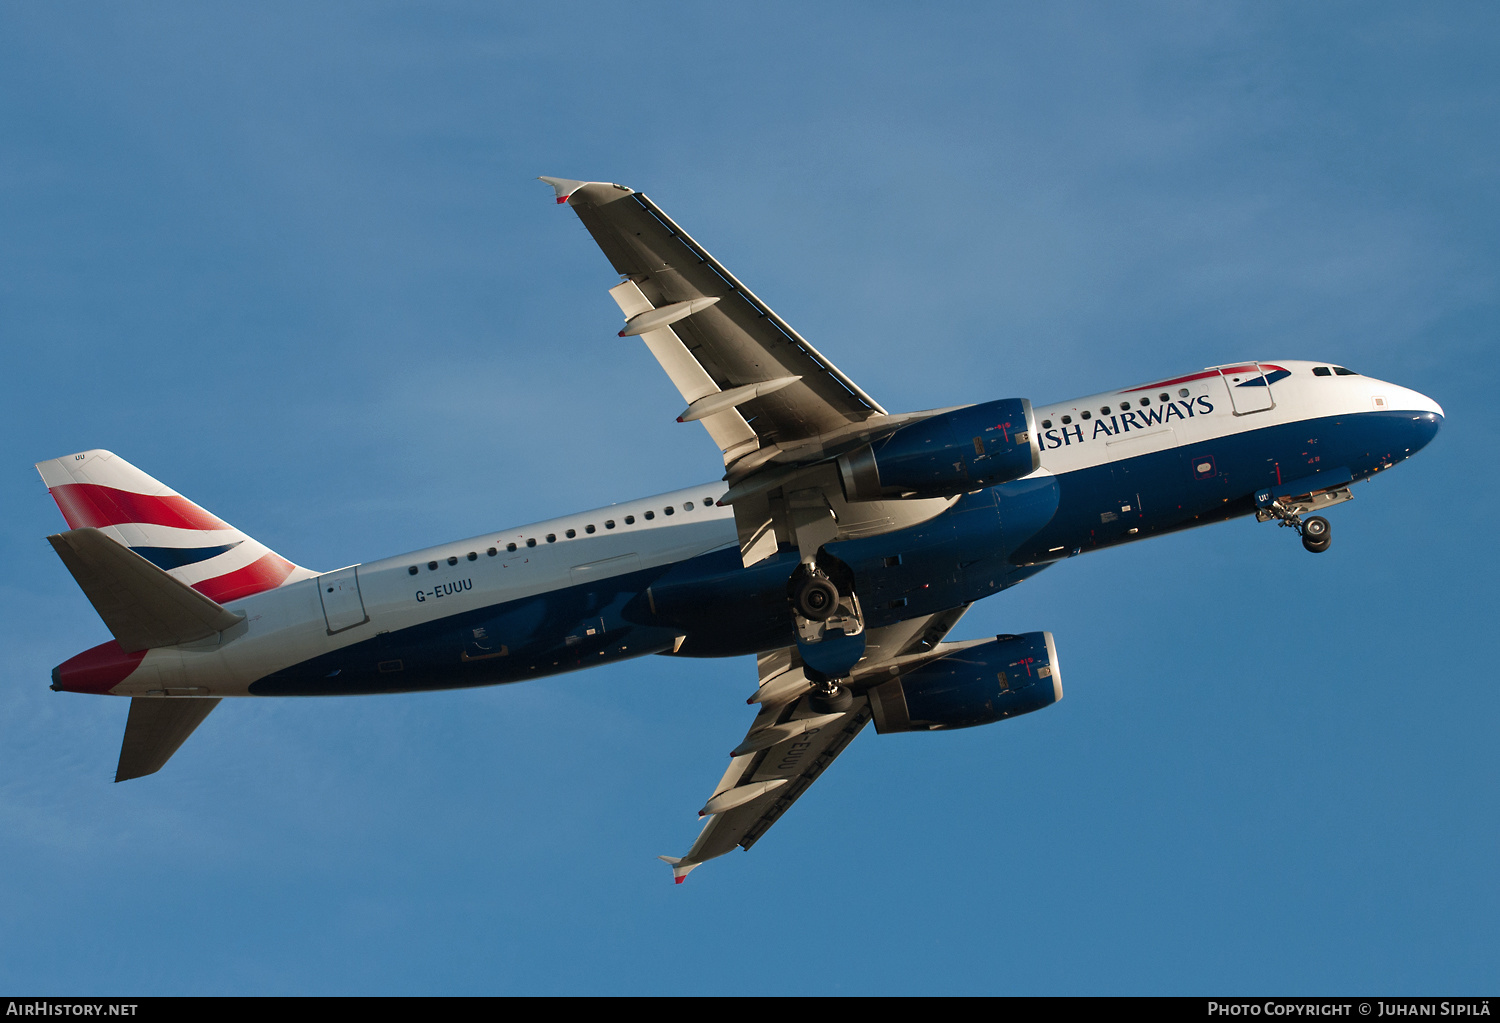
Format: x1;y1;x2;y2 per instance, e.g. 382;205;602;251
542;177;954;567
541;176;886;470
659;605;971;883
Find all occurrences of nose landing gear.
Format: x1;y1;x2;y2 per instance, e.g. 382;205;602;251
1254;478;1352;554
1258;495;1333;554
1300;515;1331;554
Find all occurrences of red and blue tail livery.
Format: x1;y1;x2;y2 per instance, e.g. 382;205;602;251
36;180;1444;881
36;449;313;604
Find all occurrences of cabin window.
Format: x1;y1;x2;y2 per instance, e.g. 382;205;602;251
1081;410;1091;420
447;556;458;566
585;524;596;534
467;552;477;561
546;534;556;543
644;510;656;520
664;506;674;516
1313;366;1332;376
564;528;575;538
1334;366;1357;376
1139;397;1149;406
683;502;694;511
1061;415;1071;425
428;561;438;570
1179;388;1190;398
605;519;615;529
1100;406;1111;415
487;548;497;556
1041;419;1051;429
704;496;716;506
526;538;536;548
507;543;517;552
1119;401;1130;410
408;566;418;575
1159;392;1170;402
625;515;635;524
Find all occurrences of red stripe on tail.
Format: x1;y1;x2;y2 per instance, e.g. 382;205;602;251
50;484;230;532
192;552;296;603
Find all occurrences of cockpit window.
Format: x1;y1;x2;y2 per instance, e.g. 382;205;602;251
1312;367;1332;377
1334;366;1357;376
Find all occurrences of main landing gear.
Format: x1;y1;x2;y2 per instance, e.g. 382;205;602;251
789;561;866;687
794;574;841;621
1258;496;1332;554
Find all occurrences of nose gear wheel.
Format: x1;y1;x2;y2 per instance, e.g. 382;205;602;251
1301;515;1331;553
1259;496;1334;554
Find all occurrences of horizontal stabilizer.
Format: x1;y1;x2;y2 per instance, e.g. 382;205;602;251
48;527;245;652
116;696;221;782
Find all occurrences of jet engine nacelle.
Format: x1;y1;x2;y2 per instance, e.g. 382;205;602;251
867;631;1061;733
838;398;1040;501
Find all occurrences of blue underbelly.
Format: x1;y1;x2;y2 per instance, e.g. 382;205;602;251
249;410;1434;696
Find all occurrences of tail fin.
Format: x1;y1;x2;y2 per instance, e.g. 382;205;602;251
35;449;314;603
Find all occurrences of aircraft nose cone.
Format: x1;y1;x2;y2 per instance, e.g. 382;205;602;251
1385;385;1443;456
1413;389;1444;421
1406;406;1443;457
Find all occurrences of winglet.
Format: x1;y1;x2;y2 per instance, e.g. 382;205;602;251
538;176;586;204
657;855;700;885
537;177;635;206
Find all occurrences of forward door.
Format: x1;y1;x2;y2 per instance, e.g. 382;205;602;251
1217;363;1277;416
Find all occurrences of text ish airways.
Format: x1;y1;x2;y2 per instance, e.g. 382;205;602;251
1041;396;1213;450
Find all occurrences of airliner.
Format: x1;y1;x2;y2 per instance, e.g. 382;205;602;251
38;178;1444;882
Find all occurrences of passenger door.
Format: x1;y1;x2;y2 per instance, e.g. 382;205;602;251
318;566;368;634
1217;363;1276;416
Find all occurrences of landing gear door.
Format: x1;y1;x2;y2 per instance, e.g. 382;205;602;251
319;566;369;634
1217;363;1276;416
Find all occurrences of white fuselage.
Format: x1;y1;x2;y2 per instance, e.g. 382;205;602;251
97;361;1442;698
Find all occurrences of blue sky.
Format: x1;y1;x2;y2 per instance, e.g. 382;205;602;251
1;2;1495;995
